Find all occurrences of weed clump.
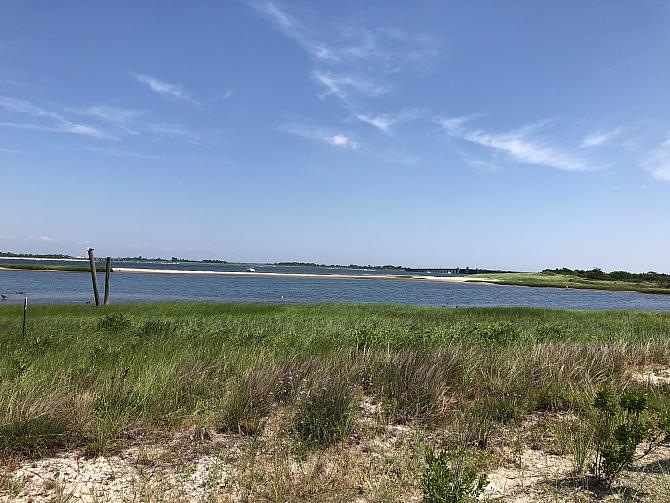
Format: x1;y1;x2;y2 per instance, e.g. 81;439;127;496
372;349;457;422
216;367;278;435
293;376;354;446
137;319;177;337
420;448;488;502
591;387;653;486
97;313;131;333
0;416;70;457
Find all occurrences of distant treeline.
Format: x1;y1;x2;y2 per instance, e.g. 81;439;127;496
544;268;670;287
117;256;229;263
0;251;75;259
274;262;403;270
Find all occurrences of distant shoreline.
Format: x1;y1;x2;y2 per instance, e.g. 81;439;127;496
0;263;496;284
112;267;494;284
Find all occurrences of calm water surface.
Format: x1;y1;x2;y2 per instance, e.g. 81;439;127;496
1;260;670;310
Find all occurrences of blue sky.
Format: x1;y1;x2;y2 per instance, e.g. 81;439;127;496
1;1;669;271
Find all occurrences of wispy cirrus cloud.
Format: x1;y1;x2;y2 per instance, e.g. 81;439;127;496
581;128;622;148
0;95;113;139
80;105;143;124
440;117;598;172
356;108;421;134
0;147;22;153
134;74;196;103
75;146;161;160
252;2;439;69
146;123;201;144
644;137;670;182
312;71;388;103
279;122;358;149
251;2;438;106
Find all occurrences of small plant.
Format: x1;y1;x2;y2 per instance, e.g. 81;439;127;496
97;313;131;333
293;377;354;446
591;387;652;487
420;448;488;503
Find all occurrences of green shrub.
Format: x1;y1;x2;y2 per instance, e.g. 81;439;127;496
591;388;652;486
420;448;488;503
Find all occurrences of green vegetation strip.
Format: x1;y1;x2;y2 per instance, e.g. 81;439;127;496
472;271;670;294
1;303;670;460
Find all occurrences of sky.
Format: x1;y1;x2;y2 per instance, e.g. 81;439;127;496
1;1;670;271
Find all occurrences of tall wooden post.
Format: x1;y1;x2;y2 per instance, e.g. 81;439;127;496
104;257;112;305
87;248;100;306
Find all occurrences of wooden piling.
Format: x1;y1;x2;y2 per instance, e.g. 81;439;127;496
88;248;100;306
104;257;112;305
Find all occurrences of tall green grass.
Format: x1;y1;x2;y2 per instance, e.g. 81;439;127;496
0;303;669;459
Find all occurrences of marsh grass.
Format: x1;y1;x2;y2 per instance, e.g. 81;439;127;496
472;272;670;295
1;303;670;459
293;373;355;445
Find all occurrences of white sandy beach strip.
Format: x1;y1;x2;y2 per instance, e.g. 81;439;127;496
111;267;497;283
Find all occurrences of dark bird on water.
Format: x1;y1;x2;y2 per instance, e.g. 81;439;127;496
16;291;26;295
0;294;6;300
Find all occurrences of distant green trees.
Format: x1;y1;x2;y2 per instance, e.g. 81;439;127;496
543;267;670;287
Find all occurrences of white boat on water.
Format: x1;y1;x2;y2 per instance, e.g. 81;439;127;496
246;267;256;272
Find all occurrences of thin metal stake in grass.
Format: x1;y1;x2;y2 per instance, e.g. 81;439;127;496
22;296;27;337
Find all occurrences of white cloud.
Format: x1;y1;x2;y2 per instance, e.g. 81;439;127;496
438;115;477;131
81;105;143;123
0;95;113;139
77;146;161;160
250;2;438;105
356;109;421;134
134;74;195;103
252;1;338;61
645;137;670;182
0;147;21;153
312;71;388;103
441;117;598;172
580;128;622;148
0;121;113;139
279;123;358;149
146;122;200;144
257;1;294;30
